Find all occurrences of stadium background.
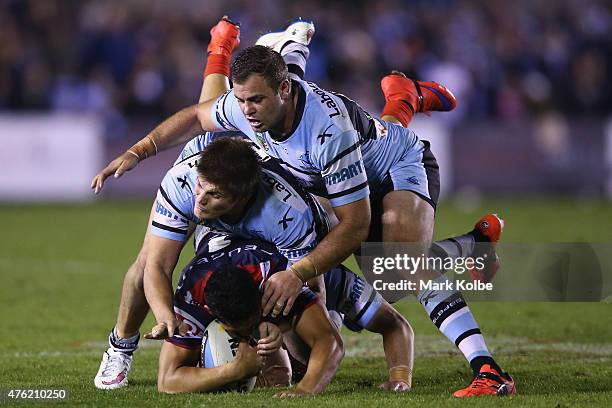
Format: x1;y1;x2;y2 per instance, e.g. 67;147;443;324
1;0;611;406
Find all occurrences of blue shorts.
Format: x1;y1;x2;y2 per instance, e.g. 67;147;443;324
363;139;440;245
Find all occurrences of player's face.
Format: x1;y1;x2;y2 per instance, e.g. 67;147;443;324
222;311;261;342
194;177;239;220
233;74;289;133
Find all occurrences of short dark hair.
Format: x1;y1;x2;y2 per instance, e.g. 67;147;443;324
197;137;260;198
231;45;288;91
204;264;261;324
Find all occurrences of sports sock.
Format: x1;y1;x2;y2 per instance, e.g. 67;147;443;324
108;327;140;355
429;233;477;260
381;100;414;127
280;42;309;80
417;275;500;375
204;54;231;78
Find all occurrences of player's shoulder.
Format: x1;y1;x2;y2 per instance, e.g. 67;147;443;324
298;79;354;133
159;159;198;210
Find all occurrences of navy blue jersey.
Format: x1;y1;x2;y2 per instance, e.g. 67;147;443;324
168;232;319;350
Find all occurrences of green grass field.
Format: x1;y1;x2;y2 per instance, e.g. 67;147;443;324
1;198;611;406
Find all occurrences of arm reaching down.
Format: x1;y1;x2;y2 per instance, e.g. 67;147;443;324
275;302;344;397
262;198;370;317
142;235;189;340
158;340;260;393
91;103;222;193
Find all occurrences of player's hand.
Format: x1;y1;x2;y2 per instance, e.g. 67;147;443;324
144;319;189;340
262;270;303;317
90;151;140;194
256;322;282;356
233;341;262;377
378;380;411;392
274;387;313;398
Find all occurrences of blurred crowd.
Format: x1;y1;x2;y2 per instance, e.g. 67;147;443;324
1;0;611;139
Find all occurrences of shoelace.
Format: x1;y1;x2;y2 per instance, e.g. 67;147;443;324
101;352;130;376
468;372;503;390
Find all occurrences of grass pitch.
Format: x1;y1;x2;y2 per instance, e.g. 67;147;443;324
1;198;611;406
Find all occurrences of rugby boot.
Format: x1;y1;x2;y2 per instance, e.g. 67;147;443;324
256;18;315;53
94;348;132;390
453;364;516;397
207;16;240;56
468;214;504;283
381;71;457;114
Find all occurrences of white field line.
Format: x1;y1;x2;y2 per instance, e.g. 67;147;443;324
4;336;612;359
0;258;107;273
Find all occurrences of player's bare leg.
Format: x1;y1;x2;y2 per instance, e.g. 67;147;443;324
95;204;154;390
363;302;414;392
381;183;515;397
115;207;155;338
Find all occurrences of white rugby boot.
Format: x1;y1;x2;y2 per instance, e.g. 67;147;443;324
94;348;132;390
256;18;315;53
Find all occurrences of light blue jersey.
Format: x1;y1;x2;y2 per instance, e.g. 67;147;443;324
151;138;330;263
211;78;429;207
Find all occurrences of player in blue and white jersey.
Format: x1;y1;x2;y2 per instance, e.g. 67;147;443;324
158;231;414;395
150;136;329;264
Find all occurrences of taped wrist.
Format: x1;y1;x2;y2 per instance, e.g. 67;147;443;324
128;135;158;161
290;256;319;282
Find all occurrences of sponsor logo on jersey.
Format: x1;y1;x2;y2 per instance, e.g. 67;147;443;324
278;209;294;230
261;171;295;202
207;234;232;252
407;176;420;185
317;124;334;145
299;151;312;166
343;277;365;314
177;175;192;192
324;160;364;186
155;202;177;219
194;243;275;265
306;81;342;118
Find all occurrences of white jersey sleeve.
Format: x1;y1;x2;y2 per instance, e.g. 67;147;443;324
150;161;199;242
209;91;242;132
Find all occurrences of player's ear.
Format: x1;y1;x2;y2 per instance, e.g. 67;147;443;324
279;79;291;100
